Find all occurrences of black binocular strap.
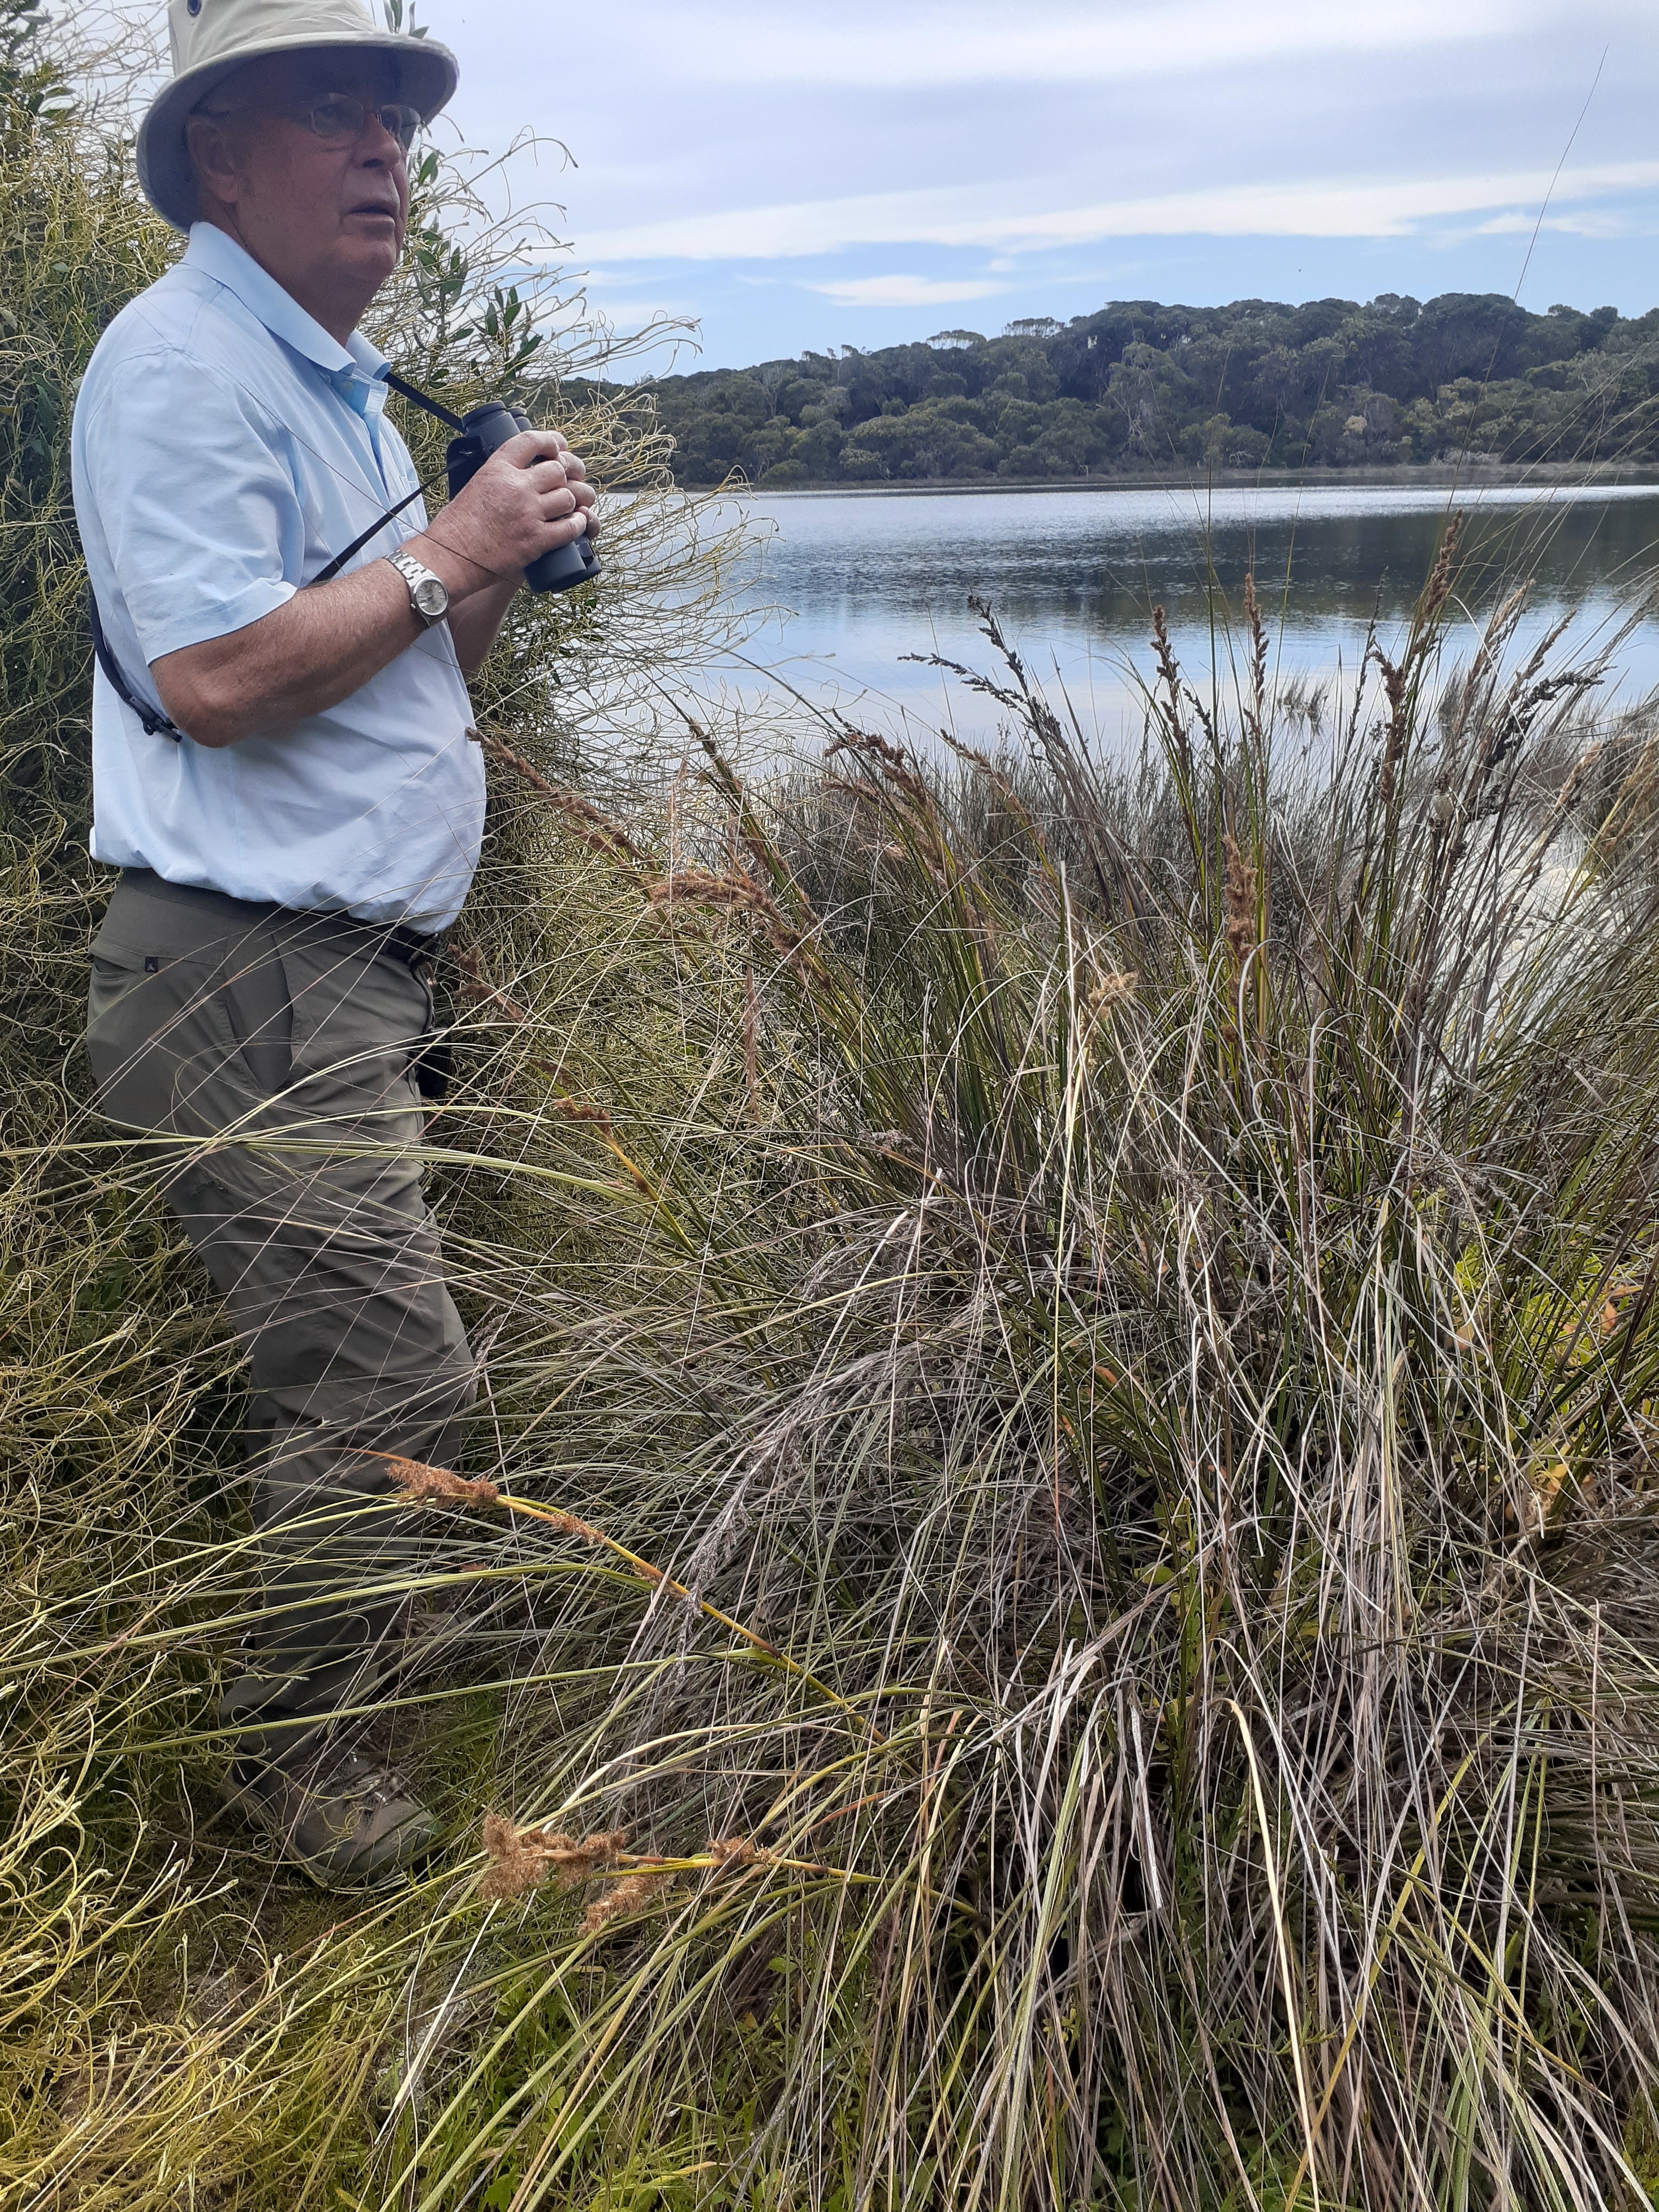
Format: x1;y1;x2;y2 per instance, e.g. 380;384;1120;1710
382;371;467;432
88;369;470;738
88;581;184;739
309;372;468;585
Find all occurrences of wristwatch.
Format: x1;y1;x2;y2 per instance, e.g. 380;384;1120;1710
387;549;450;627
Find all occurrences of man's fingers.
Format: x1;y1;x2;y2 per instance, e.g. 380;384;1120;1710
498;427;572;468
530;476;596;514
524;459;595;498
443;425;597;571
505;431;590;484
533;511;588;556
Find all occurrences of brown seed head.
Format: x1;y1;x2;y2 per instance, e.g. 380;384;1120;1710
470;728;649;870
479;1814;630;1903
824;728;929;804
1242;571;1268;717
451;945;531;1027
705;1835;770;1869
647;868;810;967
1222;834;1258;969
544;1507;603;1543
388;1456;502;1509
582;1867;674;1935
480;1812;551;1901
553;1098;613;1127
1082;966;1137;1028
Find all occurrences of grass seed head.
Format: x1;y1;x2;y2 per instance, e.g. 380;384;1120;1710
1222;834;1258;968
480;1816;630;1902
386;1456;502;1509
705;1835;771;1870
647;868;812;968
582;1867;674;1935
479;1812;549;1901
1082;965;1137;1029
472;727;651;869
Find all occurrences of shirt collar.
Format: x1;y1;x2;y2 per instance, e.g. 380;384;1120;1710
184;223;390;391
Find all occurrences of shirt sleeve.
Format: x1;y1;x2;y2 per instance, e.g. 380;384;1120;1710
78;346;302;663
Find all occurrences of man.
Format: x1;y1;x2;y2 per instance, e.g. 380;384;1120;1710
71;0;595;1884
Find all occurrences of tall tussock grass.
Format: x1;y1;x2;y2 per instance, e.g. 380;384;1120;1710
442;571;1659;2209
17;575;1659;2206
13;36;1659;2212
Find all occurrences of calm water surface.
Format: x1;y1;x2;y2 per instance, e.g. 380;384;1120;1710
710;483;1659;749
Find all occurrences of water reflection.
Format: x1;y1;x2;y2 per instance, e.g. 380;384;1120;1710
716;483;1659;744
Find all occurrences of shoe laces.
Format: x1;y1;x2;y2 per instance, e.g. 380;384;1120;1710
324;1752;410;1810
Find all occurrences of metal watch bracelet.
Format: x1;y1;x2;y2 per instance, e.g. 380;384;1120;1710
388;549;450;627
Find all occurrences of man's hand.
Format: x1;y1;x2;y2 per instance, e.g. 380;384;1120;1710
411;428;598;594
151;429;599;745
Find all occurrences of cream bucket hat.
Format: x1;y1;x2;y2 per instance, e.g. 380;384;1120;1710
137;0;459;232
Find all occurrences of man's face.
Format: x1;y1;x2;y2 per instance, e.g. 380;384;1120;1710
189;54;412;328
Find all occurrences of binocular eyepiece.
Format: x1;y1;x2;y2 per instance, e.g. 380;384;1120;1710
445;402;602;596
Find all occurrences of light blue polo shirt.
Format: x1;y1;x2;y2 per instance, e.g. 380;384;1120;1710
71;223;484;931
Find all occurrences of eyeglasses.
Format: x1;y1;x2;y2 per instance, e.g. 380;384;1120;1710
198;94;423;152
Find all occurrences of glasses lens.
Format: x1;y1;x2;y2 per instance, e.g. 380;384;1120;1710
305;98;420;150
307;96;364;141
379;103;421;150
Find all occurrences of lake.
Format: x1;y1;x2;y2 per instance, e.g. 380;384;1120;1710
709;481;1659;751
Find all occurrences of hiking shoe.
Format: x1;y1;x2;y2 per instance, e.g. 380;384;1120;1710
223;1748;436;1888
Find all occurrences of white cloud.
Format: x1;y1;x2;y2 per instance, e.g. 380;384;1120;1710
446;0;1659;361
1472;211;1640;239
807;274;1008;309
639;0;1571;88
579;161;1659;264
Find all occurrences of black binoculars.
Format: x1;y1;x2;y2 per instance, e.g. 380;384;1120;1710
445;402;602;595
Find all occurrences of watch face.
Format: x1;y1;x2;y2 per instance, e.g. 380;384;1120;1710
413;574;449;620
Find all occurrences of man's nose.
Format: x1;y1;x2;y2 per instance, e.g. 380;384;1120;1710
357;111;407;168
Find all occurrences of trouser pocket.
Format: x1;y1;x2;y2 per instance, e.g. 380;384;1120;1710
273;916;431;1122
86;885;293;1132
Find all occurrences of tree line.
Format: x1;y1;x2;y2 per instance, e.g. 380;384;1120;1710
593;293;1659;487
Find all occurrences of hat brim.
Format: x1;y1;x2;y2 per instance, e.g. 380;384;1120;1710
137;32;458;231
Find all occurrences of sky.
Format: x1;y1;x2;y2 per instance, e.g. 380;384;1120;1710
428;1;1659;373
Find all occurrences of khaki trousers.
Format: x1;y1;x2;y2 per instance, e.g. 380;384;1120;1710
86;870;474;1765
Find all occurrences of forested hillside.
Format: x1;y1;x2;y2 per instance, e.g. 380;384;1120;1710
617;292;1659;485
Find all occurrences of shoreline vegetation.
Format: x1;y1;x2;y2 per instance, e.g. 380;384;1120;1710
14;18;1659;2211
612;295;1659;491
725;458;1659;499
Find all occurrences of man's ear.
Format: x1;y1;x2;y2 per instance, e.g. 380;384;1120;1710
184;113;244;217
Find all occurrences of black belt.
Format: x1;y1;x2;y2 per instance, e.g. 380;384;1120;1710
382;923;442;970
